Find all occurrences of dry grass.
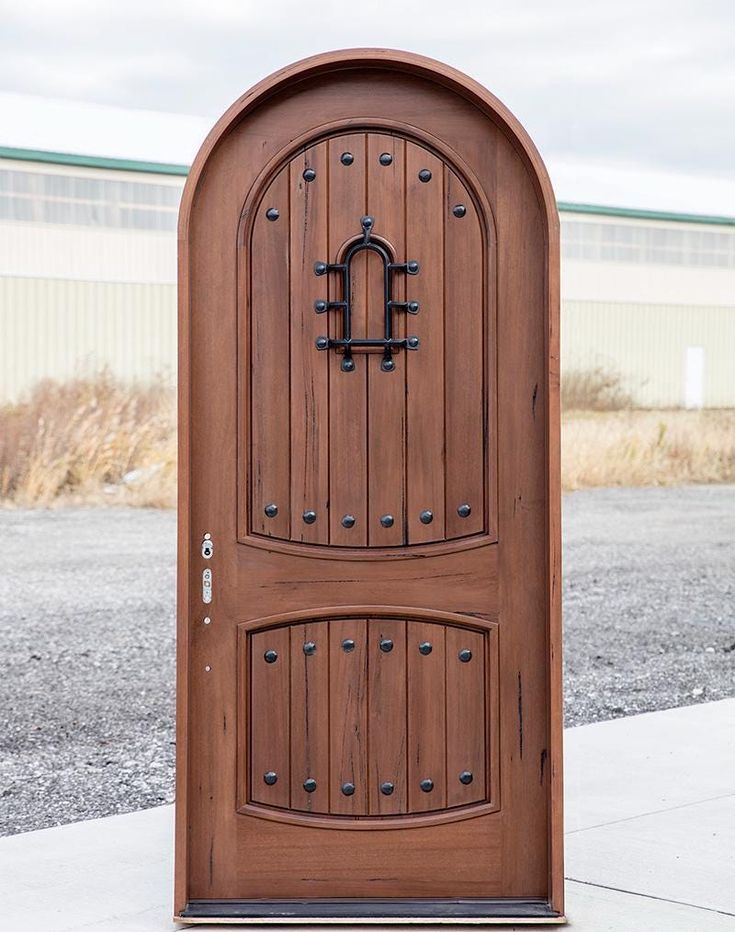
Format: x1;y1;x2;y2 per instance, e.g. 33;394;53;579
1;374;734;506
562;409;735;490
0;373;176;508
562;366;634;412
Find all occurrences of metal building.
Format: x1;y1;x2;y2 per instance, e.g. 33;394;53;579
1;92;734;407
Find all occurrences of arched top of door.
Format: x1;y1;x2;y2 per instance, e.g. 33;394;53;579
178;48;557;240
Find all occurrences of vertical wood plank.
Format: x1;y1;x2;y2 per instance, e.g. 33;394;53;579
250;168;291;539
405;145;445;543
444;168;486;539
366;134;407;546
368;619;407;815
328;135;368;545
445;627;486;807
329;618;368;814
407;621;446;812
289;144;329;543
290;622;330;814
250;627;290;808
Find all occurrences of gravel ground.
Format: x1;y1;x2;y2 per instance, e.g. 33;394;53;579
1;486;733;835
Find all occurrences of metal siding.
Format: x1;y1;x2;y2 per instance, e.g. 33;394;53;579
0;275;176;400
562;300;735;407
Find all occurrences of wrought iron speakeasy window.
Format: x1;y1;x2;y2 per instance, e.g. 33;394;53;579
313;215;421;372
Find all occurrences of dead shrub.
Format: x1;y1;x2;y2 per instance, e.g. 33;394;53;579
0;372;176;507
562;366;634;412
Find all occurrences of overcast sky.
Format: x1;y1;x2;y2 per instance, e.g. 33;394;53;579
1;0;733;180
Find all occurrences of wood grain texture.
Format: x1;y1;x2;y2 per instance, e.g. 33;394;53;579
250;627;290;808
445;626;486;807
328;134;368;546
407;620;446;812
177;49;561;914
289;144;329;544
444;167;486;540
290;621;330;813
405;144;445;544
329;619;368;814
249;167;291;540
367;618;407;814
366;134;406;546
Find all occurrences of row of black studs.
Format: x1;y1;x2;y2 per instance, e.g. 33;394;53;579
263;643;473;662
262;772;473;793
263;503;472;524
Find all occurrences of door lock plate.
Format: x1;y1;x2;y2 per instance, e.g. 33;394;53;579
202;568;213;604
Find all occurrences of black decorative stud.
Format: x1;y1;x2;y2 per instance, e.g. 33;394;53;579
406;260;420;275
453;204;467;218
340;152;354;165
315;336;329;350
379;638;394;653
302;168;316;182
342;638;355;652
418;169;432;183
459;648;472;663
264;771;278;785
264;503;278;518
457;503;472;517
341;782;355;796
314;299;328;314
264;649;278;664
314;261;328;276
459;770;474;785
379;152;393;166
303;510;317;524
407;301;420;314
265;207;279;221
341;356;356;372
341;514;356;528
420;778;434;792
381;356;395;372
419;509;433;525
303;641;316;656
407;336;420;350
419;641;432;655
303;778;317;793
380;781;395;795
380;514;394;528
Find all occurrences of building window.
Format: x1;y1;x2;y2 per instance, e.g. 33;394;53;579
561;219;735;269
0;167;183;232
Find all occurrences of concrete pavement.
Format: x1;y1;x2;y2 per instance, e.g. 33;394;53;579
1;699;733;931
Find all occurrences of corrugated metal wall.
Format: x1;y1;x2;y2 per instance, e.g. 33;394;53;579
0;276;176;400
562;300;735;407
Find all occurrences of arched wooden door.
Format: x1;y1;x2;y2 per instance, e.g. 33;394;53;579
176;50;562;924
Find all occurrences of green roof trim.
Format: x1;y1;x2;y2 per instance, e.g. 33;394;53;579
1;145;734;226
557;200;735;227
0;145;189;176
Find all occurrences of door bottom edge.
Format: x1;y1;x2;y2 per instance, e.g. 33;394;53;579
176;898;565;924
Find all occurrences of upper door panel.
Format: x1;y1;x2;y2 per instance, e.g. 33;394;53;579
241;131;495;552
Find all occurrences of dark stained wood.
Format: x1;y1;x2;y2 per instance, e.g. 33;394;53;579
445;626;486;807
405;144;445;544
177;49;562;921
444;167;486;540
366;134;407;546
250;627;290;808
290;621;330;813
249;168;291;540
407;620;446;812
289;144;329;544
329;619;368;814
328;134;368;546
367;618;407;815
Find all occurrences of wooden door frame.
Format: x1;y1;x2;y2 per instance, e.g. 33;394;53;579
176;48;562;922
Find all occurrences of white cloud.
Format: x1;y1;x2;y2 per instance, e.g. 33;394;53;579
1;0;733;179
